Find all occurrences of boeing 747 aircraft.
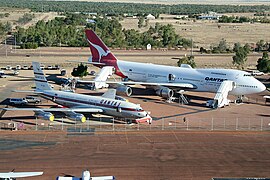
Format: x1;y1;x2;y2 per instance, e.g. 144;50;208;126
0;62;151;123
77;30;266;107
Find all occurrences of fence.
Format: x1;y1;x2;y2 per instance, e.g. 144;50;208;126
11;117;269;132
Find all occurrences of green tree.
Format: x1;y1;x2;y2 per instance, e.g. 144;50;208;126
71;63;88;77
257;52;270;73
233;42;241;52
212;39;231;53
177;55;196;68
232;46;249;69
138;17;144;28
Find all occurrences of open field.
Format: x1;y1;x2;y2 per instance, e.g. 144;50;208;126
121;14;270;48
0;8;62;29
69;0;270;5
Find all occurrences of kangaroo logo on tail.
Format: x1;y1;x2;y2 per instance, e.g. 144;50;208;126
86;38;110;62
85;30;118;63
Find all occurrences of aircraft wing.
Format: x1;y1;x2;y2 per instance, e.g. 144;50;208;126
12;90;42;93
2;107;103;113
91;176;115;180
0;172;43;178
66;60;105;65
77;80;197;89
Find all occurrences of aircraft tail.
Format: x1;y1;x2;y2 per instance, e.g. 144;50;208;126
32;62;53;91
85;30;118;64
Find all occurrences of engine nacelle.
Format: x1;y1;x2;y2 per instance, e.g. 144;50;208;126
67;113;86;123
34;111;54;121
116;85;132;97
82;170;90;180
156;87;174;99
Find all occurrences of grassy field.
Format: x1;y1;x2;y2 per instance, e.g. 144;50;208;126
0;8;62;29
69;0;270;5
121;14;270;48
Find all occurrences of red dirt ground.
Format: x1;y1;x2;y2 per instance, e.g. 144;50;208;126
0;131;269;180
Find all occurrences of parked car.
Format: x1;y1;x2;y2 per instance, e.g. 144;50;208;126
25;96;41;104
16;65;21;70
89;70;96;76
54;65;60;70
40;64;45;70
11;70;19;75
251;70;264;76
6;65;12;70
9;98;28;105
60;69;66;76
22;65;29;70
47;65;53;70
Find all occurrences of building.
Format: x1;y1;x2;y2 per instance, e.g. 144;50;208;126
198;11;222;20
146;44;152;50
146;14;155;20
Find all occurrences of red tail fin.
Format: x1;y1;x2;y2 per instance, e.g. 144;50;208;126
85;30;117;63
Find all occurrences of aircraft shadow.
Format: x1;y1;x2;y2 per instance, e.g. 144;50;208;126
256;114;270;117
153;108;214;121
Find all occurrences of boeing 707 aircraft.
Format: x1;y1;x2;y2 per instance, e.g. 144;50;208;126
0;62;151;123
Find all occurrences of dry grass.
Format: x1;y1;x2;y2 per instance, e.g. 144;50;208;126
0;8;62;29
121;14;270;48
69;0;270;5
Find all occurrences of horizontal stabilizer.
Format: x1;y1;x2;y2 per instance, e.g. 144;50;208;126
102;89;116;99
66;60;105;65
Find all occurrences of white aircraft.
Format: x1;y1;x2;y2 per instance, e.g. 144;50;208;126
0;170;43;179
77;30;266;107
56;170;115;180
0;62;151;124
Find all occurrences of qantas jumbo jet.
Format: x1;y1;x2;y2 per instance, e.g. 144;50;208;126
83;30;266;102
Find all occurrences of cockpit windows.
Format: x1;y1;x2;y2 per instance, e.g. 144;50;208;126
243;74;252;77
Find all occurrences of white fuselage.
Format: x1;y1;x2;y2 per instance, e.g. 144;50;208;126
116;60;266;95
39;90;148;119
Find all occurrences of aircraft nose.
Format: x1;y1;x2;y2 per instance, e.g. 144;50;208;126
257;80;266;93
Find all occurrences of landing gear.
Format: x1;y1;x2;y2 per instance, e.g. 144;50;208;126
177;90;189;105
235;95;244;104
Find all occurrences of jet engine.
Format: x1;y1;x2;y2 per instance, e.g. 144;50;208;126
156;87;174;99
116;85;132;96
67;113;86;123
82;170;90;180
34;111;54;121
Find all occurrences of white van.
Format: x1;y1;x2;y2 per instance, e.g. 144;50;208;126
9;98;28;105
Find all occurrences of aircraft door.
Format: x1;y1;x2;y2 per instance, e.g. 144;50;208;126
168;74;176;82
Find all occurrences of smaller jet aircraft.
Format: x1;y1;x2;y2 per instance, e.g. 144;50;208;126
0;62;151;124
0;170;43;179
56;170;115;180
